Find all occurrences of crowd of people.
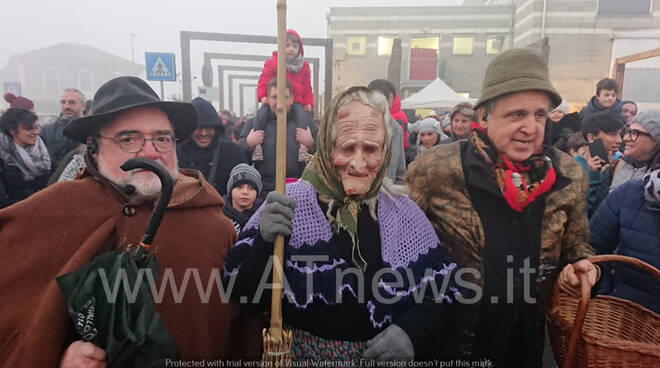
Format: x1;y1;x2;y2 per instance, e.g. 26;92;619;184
0;28;658;367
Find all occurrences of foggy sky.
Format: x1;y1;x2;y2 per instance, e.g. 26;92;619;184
1;0;462;107
1;0;463;66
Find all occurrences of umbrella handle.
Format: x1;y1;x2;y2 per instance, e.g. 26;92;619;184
120;158;174;246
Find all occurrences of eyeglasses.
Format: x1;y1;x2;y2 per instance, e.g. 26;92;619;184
623;128;653;142
97;132;176;153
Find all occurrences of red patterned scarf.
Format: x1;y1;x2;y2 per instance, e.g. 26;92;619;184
471;129;556;212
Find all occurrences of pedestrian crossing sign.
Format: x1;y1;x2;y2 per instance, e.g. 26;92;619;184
145;52;176;81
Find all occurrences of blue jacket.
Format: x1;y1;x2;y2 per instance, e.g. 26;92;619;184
589;180;660;314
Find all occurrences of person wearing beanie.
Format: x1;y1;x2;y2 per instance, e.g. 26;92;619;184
177;97;247;196
549;100;569;123
412;118;444;161
545;100;574;148
610;109;660;191
441;115;452;136
3;93;34;112
407;48;595;365
222;163;263;234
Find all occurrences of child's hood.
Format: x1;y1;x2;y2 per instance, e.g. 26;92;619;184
286;29;304;57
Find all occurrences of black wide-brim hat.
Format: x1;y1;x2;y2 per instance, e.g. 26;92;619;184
64;76;197;144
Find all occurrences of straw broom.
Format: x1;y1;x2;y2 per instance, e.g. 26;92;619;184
262;0;293;366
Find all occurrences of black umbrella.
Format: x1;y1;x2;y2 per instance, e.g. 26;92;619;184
57;158;178;367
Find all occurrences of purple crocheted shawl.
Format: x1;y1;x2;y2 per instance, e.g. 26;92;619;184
229;180;457;329
242;180;440;268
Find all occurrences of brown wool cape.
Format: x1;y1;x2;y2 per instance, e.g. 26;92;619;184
0;169;248;366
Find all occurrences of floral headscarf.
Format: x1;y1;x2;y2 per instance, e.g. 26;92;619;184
300;86;392;269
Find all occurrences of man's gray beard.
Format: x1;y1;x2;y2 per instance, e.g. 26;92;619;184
97;159;179;199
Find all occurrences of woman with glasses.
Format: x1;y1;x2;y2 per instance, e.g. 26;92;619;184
0;108;52;208
589;149;660;314
610;110;660;191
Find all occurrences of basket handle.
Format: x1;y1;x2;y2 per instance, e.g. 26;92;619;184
562;255;660;368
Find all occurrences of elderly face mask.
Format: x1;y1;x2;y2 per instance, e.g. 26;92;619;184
332;100;386;196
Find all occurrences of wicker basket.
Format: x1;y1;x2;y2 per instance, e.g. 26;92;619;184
547;255;660;368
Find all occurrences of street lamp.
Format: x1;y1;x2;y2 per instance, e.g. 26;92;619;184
130;33;139;63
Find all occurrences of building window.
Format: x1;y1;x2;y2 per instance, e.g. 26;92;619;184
486;35;505;54
598;0;651;16
78;71;93;94
43;68;59;96
410;37;439;81
411;37;439;51
346;36;366;56
453;36;473;55
378;36;394;56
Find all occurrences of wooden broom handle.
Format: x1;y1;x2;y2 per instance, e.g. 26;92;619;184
562;255;660;368
269;0;287;341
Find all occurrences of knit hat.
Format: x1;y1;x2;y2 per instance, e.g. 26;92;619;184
226;163;262;195
441;115;451;129
418;117;442;136
475;48;561;110
191;97;223;128
450;102;475;122
633;109;660;144
4;93;34;111
553;100;569;114
621;100;638;109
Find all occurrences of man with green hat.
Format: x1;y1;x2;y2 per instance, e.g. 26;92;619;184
406;48;597;365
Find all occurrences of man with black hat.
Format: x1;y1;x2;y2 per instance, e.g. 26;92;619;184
406;48;598;366
177;97;247;196
0;76;244;366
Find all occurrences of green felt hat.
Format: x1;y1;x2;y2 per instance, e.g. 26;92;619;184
475;48;561;110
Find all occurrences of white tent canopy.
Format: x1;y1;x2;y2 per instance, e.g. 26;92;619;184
400;77;473;109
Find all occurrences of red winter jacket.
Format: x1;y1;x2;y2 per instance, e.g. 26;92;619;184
257;29;314;107
390;94;409;150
